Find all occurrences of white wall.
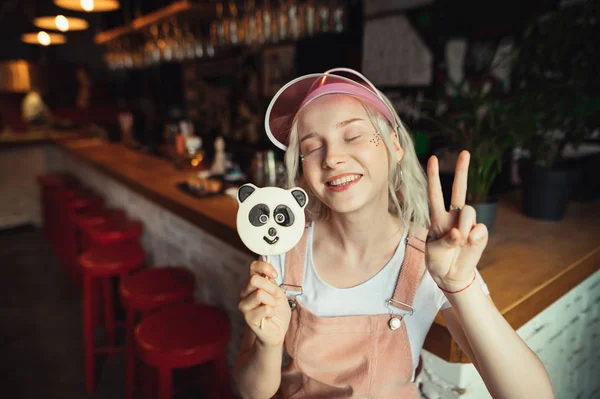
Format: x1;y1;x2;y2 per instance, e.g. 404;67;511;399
0;145;60;229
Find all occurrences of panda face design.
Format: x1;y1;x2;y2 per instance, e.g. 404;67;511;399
236;184;308;256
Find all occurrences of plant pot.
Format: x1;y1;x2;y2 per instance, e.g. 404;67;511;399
520;163;581;221
570;152;600;202
471;198;499;233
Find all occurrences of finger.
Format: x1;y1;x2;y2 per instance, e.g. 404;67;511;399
457;224;489;267
442;227;462;248
457;205;476;245
240;274;279;299
250;260;278;279
427;156;447;222
238;288;277;313
244;305;275;328
467;223;489;247
450;151;470;209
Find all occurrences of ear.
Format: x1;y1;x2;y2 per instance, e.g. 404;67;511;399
237;184;257;204
390;131;404;163
290;187;308;208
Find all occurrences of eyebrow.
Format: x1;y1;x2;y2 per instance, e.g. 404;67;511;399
336;118;364;129
299;118;364;144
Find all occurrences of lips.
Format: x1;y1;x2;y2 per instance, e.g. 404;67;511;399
325;173;362;192
263;236;279;245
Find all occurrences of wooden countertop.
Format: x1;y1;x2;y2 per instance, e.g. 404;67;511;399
41;137;600;363
426;191;600;362
0;130;83;149
54;137;249;254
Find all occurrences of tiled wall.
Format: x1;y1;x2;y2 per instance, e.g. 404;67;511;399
0;145;61;229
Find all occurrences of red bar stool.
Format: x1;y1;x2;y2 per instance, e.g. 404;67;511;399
37;173;79;245
79;242;146;393
76;208;128;252
59;189;104;279
135;303;233;399
71;208;128;291
81;217;145;374
86;218;143;247
119;267;196;399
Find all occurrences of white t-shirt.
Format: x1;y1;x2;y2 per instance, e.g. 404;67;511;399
265;221;490;381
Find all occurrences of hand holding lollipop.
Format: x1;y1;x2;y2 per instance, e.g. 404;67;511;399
236;184;308;339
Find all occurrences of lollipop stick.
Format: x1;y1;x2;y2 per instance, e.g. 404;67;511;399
260;254;271;330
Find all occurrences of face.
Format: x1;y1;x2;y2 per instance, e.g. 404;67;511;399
296;94;403;215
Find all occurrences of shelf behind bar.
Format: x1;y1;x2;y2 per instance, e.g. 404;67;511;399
94;0;217;44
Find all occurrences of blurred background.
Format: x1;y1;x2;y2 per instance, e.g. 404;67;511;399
1;0;599;209
0;1;598;398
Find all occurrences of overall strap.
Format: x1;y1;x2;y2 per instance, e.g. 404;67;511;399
390;226;427;313
282;225;311;290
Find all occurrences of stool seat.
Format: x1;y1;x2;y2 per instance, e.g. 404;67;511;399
120;267;195;312
67;192;104;211
76;209;126;230
56;189;104;277
37;173;78;188
87;219;143;246
136;303;231;369
79;243;145;277
38;173;79;245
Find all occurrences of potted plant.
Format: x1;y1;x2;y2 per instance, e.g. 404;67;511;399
431;75;515;232
509;1;600;220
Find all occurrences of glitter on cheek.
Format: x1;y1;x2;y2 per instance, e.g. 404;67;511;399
369;132;383;147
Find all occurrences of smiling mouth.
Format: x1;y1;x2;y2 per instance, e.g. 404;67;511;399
263;236;279;245
325;174;363;187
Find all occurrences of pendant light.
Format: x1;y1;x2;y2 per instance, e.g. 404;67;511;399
34;15;89;32
21;31;67;46
53;0;120;12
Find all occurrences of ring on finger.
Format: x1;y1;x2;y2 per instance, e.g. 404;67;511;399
449;204;463;212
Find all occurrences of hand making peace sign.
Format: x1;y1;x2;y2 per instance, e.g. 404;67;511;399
425;150;489;292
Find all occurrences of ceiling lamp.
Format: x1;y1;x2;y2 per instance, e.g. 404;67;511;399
53;0;120;12
21;31;67;46
34;15;89;32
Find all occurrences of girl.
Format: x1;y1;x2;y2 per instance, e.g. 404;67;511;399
234;68;553;398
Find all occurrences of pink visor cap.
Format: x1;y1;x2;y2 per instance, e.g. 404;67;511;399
264;68;397;151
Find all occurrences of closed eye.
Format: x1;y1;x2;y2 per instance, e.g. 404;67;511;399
304;145;323;156
343;128;364;142
301;143;323;156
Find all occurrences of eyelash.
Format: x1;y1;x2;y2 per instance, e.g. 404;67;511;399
303;134;362;156
305;145;322;155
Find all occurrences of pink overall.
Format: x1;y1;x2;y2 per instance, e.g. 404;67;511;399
275;226;427;398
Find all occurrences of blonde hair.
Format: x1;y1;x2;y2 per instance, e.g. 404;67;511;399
284;93;431;229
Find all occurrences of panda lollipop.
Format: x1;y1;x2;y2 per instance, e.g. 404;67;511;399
236;183;308;329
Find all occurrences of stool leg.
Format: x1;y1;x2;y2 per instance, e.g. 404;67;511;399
72;229;83;290
102;278;116;350
65;211;77;283
93;279;102;328
41;190;50;240
56;203;67;264
211;354;232;399
82;275;96;393
158;367;172;399
143;364;157;399
125;308;135;399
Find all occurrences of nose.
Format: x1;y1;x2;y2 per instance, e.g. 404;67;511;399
322;146;347;169
268;227;277;237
